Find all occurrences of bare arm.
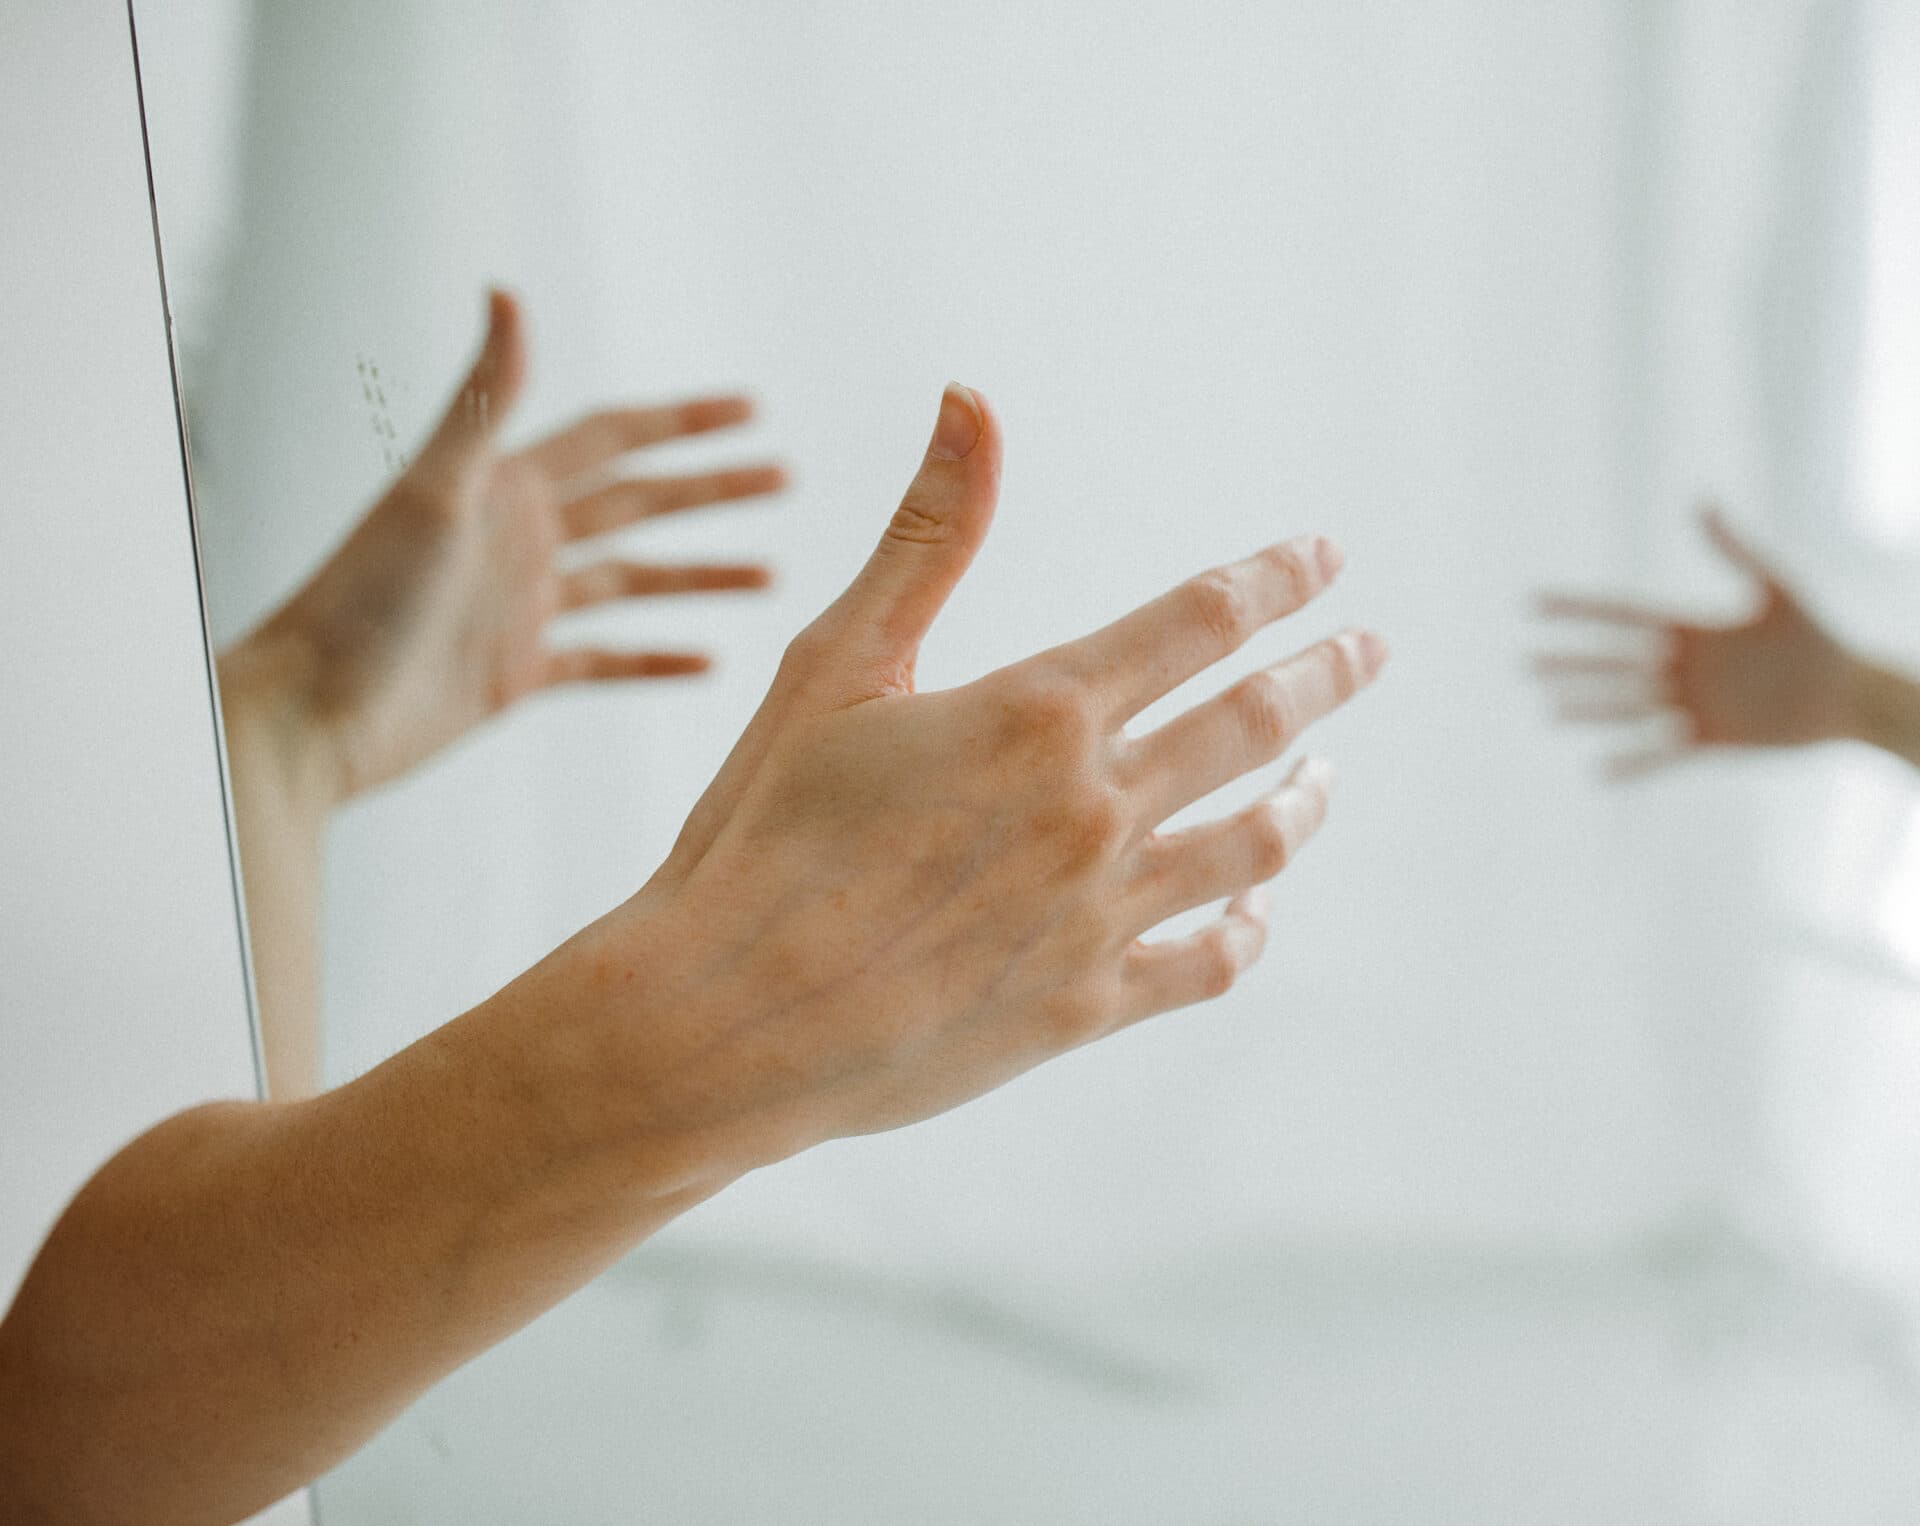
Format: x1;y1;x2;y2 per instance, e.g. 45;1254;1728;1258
0;953;717;1526
0;379;1384;1525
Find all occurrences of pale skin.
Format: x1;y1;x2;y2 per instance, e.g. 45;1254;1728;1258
1536;505;1920;776
0;293;1387;1525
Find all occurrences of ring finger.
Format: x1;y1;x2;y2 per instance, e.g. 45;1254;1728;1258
559;465;788;541
1125;757;1333;934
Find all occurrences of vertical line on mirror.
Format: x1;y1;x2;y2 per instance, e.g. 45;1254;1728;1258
122;2;272;1113
127;5;321;1521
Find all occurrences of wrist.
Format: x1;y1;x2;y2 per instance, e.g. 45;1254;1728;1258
466;906;760;1204
217;627;343;820
1847;655;1916;753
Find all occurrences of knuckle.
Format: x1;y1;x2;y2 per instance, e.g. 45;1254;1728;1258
1253;542;1315;606
1016;674;1098;753
1183;568;1253;650
884;490;955;546
1029;775;1128;871
1037;782;1128;871
1070;787;1128;855
1233;670;1296;752
1246;802;1293;879
1132;835;1178;897
1196;929;1243;1000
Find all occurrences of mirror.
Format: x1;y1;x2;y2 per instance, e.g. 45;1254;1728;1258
134;3;1920;1518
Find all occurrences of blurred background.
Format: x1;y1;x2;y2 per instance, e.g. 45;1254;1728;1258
139;1;1920;1519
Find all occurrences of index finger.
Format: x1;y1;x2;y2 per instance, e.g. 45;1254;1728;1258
516;395;756;483
1045;536;1344;723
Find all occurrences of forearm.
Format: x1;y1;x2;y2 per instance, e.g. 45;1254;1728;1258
0;927;736;1526
1846;656;1920;772
218;636;335;1099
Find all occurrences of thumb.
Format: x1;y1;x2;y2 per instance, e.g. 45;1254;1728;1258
837;382;1003;665
415;287;529;475
1699;501;1786;595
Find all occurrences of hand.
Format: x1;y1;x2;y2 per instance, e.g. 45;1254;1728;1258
1534;506;1858;777
564;384;1389;1170
219;289;786;805
0;386;1385;1524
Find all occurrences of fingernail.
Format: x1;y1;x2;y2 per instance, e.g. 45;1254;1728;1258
1359;631;1390;677
1315;537;1345;582
929;383;982;461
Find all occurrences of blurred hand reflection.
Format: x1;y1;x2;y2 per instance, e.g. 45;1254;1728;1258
216;290;785;1096
223;288;783;800
1533;505;1920;778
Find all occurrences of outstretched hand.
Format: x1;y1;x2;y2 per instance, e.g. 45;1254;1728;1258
0;380;1389;1526
567;383;1389;1169
1533;506;1856;777
222;289;785;804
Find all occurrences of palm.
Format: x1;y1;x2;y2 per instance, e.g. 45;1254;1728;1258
1535;507;1848;774
250;292;784;799
1671;588;1848;747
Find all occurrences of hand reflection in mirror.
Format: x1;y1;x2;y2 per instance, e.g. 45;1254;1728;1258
1533;506;1920;780
216;290;787;1097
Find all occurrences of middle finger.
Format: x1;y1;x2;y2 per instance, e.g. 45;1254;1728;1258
558;560;773;611
1122;628;1386;825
